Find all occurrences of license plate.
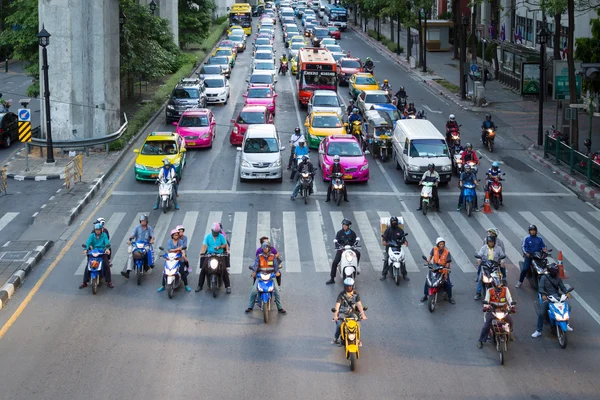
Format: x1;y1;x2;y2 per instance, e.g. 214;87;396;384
187;142;195;146
256;174;267;178
150;174;158;178
343;174;352;179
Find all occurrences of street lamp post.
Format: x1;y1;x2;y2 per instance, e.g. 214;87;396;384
536;24;549;146
149;0;157;15
422;10;428;73
37;26;54;164
119;8;127;27
460;15;469;99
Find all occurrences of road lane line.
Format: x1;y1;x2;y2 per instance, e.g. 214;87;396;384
196;211;223;274
426;213;475;273
354;211;383;271
520;211;594;272
329;211;344;235
232;151;241;192
74;212;126;276
307;210;330;272
542;211;600;266
473;212;522;269
153;212;175;249
282;212;301;272
378;211;418;272
0;212;19;232
229;211;247;275
402;211;433;262
565;284;600;327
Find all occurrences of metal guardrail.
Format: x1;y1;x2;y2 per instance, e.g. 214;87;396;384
29;113;128;155
544;133;600;187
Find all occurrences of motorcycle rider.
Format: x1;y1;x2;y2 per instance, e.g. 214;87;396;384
346;100;356;116
478;228;506;281
288;127;306;170
122;214;155;278
255;236;282;286
417;163;440;212
158;229;191;293
196;222;231;294
481;113;498;145
450;138;464;156
381;216;409;281
394;86;407;109
406;102;416;116
176;225;190;272
445;114;460;144
80;223;113;289
326;219;361;284
332;277;367;345
421;237;455;304
381;79;391;93
460;143;480;171
474;235;506;300
290;155;316;200
245;241;287;314
325;155;348;203
516;224;547;288
458;164;479;211
290;139;309;180
154;158;179;210
348;108;362;124
92;217;110;239
531;263;573;338
477;271;515;348
486;161;504;205
364;56;374;71
279;53;289;74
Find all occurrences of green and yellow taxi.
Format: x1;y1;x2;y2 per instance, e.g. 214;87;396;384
212;47;236;67
304;111;348;149
291;54;298;75
133;132;187;181
287;35;306;49
349;72;379;100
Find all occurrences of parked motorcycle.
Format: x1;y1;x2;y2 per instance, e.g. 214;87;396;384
387;235;408;285
482;127;496;152
82;245;106;295
487;174;505;209
519;249;552;290
331;305;367;371
422;256;450;313
460;182;477;217
129;238;149;286
330;172;346;206
335;238;361;280
159;246;186;299
482;302;516;365
539;287;574;349
419;181;437;216
546;125;569;145
157;177;176;214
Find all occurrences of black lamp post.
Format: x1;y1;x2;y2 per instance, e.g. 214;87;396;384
422;9;428;73
37;26;54;164
460;15;469;99
119;9;127;27
149;0;157;15
536;24;549;146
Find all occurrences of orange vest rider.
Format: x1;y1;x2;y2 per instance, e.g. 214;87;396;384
485;286;514;307
433;247;450;266
256;252;279;274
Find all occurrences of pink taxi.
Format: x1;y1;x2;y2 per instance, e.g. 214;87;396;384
318;134;370;182
173;109;216;149
242;84;278;115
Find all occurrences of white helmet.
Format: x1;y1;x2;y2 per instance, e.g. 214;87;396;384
343;277;355;286
95;217;106;226
436;237;445;246
449;114;455;121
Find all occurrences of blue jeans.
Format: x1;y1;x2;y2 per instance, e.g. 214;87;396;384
424;275;453;298
248;278;282;310
537;298;550;332
291;179;313;197
519;256;532;283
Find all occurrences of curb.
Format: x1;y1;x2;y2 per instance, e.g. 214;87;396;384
528;149;599;202
0;240;53;309
7;173;64;181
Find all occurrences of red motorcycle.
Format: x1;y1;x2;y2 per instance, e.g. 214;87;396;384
446;125;461;144
546;125;569;145
487;174;505;209
279;61;289;75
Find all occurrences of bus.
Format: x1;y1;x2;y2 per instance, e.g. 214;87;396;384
323;4;347;31
296;47;337;106
229;3;252;35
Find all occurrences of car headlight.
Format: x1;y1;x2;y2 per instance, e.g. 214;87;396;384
241;160;252;168
167;105;175;110
219;90;227;96
360;164;369;171
272;159;281;167
201;133;210;139
408;164;420;172
441;164;452;171
135;163;146;170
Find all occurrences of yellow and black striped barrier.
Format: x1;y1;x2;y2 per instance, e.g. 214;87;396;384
18;121;32;142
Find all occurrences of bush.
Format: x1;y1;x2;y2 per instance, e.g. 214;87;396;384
215;15;228;25
368;29;379;40
202;21;229;52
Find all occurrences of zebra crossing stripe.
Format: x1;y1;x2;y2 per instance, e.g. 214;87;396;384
196;211;223;274
520;211;594;272
473;212;522;269
546;211;600;263
448;211;484;253
282;212;301;272
307;211;330;272
0;212;19;232
426;213;475;273
354;211;384;271
566;211;600;239
229;212;247;275
329;211;344;234
257;211;270;244
402;212;433;262
181;211;199;251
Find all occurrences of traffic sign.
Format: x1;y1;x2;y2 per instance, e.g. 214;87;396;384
470;64;478;73
18;108;30;122
18;121;31;142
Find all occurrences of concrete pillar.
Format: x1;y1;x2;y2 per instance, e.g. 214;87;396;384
38;0;120;141
481;0;490;37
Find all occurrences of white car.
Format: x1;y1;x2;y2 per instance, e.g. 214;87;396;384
320;38;337;46
254;49;276;63
202;75;230;104
253;60;277;78
288;42;305;57
324;44;343;54
254;45;274;56
247;70;277;89
237;124;284;182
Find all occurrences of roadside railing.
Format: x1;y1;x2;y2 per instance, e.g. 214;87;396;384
544;133;600;187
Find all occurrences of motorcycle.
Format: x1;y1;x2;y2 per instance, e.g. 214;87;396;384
157;177;176;214
159;246;186;299
519;250;552;290
474;254;506;293
386;235;408;286
446;125;461;144
380;84;392;100
460;182;477;217
279;60;289;75
487;174;505;210
462;160;478;175
257;271;277;324
482;128;496;152
483;303;516;365
546;125;569;145
82;245;106;295
331;305;368;371
364;64;374;74
452;149;463;175
539;287;574;349
395;95;407;111
350;120;362;138
330;172;346;206
299;170;313;205
129;238;149;286
335;238;361;280
422;255;450;313
419;180;436;216
203;253;228;298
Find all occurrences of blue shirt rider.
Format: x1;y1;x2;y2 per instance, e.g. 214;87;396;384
348;108;362;124
458;164;478;211
516;224;547;288
481;113;497;143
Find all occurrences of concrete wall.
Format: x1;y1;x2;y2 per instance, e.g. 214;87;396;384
139;0;179;47
214;0;233;21
38;0;120;141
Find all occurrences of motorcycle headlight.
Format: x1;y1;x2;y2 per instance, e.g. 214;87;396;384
210;259;219;269
408;164;420;172
441;164;451;171
344;252;354;262
482;275;492;283
495;312;507;319
135;163;146;170
241;160;252;168
347;333;356;341
360;164;368;171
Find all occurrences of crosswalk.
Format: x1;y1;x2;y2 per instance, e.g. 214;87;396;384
65;208;600;277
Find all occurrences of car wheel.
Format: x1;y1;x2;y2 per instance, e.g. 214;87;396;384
3;134;11;148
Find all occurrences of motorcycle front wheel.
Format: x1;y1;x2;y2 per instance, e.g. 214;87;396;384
336;189;342;206
263;301;269;324
162;199;169;214
394;267;401;286
493;195;500;210
557;325;568;349
428;293;437;313
211;275;218;298
466;200;472;217
423;201;428;216
349;352;356;371
92;276;98;295
167;283;174;299
137;268;142;286
488;140;494;153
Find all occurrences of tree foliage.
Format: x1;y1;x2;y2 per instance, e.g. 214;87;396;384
178;0;215;49
575;8;600;93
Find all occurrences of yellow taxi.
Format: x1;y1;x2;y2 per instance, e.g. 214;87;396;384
212;47;236;67
133;132;187;181
287;35;307;49
227;25;244;35
304;111;347;149
291;54;298;75
349;72;379;100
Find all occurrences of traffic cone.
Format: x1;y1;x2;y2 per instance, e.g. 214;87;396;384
482;191;492;214
557;251;568;279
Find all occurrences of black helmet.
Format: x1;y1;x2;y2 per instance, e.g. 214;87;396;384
400;86;404;91
528;224;537;233
547;263;559;277
486;235;496;245
465;142;472;149
585;138;592;147
390;216;399;226
295;127;300;134
428;163;435;170
342;218;352;227
486;113;492;121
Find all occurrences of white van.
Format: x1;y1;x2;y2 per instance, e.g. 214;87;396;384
391;120;453;184
237;124;285;182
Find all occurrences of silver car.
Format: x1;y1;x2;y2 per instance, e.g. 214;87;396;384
237;124;284;182
307;90;347;122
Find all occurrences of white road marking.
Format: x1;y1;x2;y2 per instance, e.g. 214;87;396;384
229;211;247;274
565;284;600;327
568;211;600;238
257;211;271;244
426;213;475;273
354;211;383;271
232;151;241;192
196;211;223;274
0;212;19;232
422;105;443;114
180;211;198;270
307;210;330;272
282;211;301;272
448;211;483;254
111;190;576;197
402;211;433;261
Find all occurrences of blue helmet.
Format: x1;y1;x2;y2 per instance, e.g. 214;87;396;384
492;161;500;168
94;223;103;230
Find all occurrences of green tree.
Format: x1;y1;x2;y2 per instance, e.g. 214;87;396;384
0;0;39;97
575;8;600;94
178;0;215;49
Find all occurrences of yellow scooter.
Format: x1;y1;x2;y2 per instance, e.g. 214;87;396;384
332;306;367;371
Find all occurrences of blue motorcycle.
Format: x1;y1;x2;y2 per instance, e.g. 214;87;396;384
130;238;150;286
82;245;106;295
461;182;477;217
540;287;574;349
257;271;277;324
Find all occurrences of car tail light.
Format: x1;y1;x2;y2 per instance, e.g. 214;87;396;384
233;126;238;134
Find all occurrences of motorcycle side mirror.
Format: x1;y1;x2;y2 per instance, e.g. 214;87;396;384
510;301;517;306
81;244;87;248
182;246;187;250
547;249;553;253
422;255;427;261
404;233;409;237
333;239;338;243
331;308;336;312
356;237;360;241
459;124;462;127
158;247;165;251
474;255;482;259
499;255;506;260
362;306;368;311
567;287;574;293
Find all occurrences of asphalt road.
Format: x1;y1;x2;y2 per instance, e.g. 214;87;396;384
0;16;599;400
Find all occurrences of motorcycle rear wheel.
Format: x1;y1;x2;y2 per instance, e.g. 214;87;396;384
557;325;568;349
349;352;356;371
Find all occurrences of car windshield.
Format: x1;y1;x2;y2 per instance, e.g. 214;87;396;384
327;141;363;156
244;137;279;153
215;50;231;56
381;109;401;121
326;45;342;52
321;39;335;45
172;88;199;99
341;59;361;68
250;74;273;84
312;115;341;128
141;141;178;155
328;27;339;32
315;29;328;37
256;38;271;45
219;42;234;48
356;76;376;85
365;94;390;103
409;139;449;158
248;88;273;98
291;37;304;43
179;115;209;127
287;27;299;33
229;35;243;42
374;126;392;137
313;95;339;107
255;62;275;70
302;73;336;87
255;52;272;60
238;111;265;124
209;57;228;65
230;29;244;36
256;46;273;52
201;66;221;74
204;78;224;88
332;53;344;62
291;43;304;50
